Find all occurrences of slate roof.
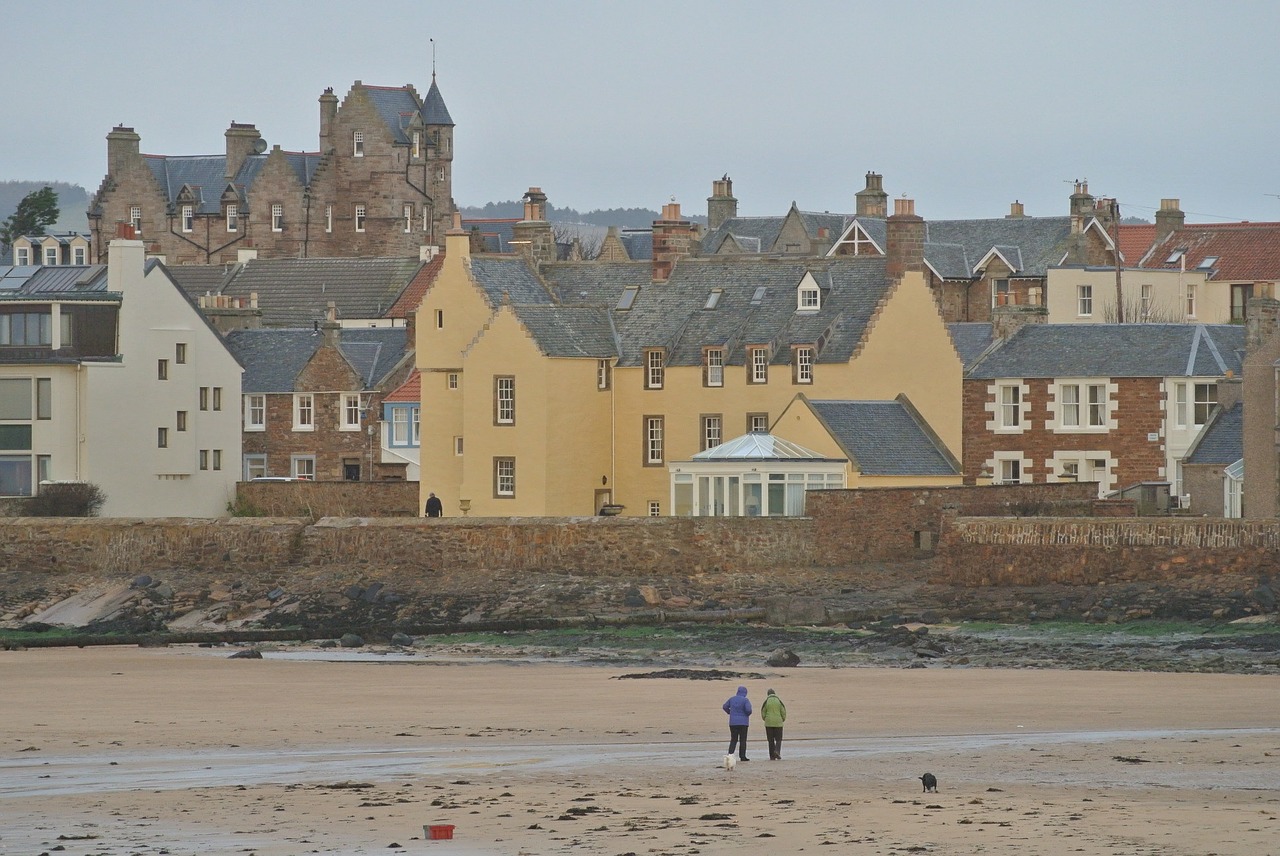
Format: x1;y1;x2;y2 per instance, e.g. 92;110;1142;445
1139;222;1280;281
216;257;424;326
947;323;995;370
701;210;849;256
511;306;619;357
462;218;518;253
142;152;317;213
967;323;1245;379
166;264;238;301
1184;401;1243;466
620;230;653;260
925;217;1072;277
467;256;558;307
0;264;108;295
421;78;454;126
606;257;891;368
807;399;960;476
226;326;409;393
544;261;651;305
364;80;453;145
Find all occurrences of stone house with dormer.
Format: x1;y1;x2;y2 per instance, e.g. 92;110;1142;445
10;232;91;267
963;312;1244;502
87;78;455;265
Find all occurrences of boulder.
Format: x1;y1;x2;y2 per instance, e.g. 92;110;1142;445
228;648;263;659
340;633;365;648
391;632;414;647
765;648;801;668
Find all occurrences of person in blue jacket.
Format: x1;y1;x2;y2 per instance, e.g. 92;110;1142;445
722;685;753;761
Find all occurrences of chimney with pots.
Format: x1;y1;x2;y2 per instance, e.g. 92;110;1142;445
106;125;141;175
511;187;556;267
884;198;925;279
444;210;471;261
319;87;339;148
652;201;698;282
1069;180;1094;219
991;304;1048;340
1154;198;1186;246
707;175;737;231
225;123;262;181
856;172;889;217
1006;201;1025;219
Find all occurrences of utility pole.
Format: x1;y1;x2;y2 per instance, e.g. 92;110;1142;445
1111;198;1124;323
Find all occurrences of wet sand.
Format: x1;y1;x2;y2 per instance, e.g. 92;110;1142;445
3;646;1279;855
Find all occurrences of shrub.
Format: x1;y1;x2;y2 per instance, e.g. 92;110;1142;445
23;482;107;517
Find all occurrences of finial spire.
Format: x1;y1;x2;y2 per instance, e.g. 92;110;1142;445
431;38;436;79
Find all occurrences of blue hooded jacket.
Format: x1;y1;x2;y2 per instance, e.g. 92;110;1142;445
722;686;752;725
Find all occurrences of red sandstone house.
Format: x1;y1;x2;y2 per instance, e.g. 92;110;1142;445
963;310;1244;505
224;308;412;482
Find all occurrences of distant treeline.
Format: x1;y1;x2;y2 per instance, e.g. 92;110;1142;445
460;201;706;229
0;181;90;233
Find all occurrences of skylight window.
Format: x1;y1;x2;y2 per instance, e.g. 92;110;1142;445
1166;249;1185;265
617;286;639;311
1197;256;1218;270
704;288;723;310
750;286;767;305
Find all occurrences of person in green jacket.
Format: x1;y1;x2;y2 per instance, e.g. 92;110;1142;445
761;688;787;760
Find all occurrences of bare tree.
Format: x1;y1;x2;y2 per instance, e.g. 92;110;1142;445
551;223;605;260
1103;298;1183;324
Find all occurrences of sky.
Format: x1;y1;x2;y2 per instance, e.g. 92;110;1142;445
6;0;1280;226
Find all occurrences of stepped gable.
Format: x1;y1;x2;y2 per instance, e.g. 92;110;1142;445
967;323;1244;379
947;322;995;371
808;398;960;476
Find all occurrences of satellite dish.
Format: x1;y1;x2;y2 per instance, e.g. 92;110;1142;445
252;138;268;154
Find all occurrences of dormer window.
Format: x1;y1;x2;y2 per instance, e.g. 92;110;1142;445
353;131;365;156
797;283;820;311
43;246;58;266
226;203;238;232
704;288;723;310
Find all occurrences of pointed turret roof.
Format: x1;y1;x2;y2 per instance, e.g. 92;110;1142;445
421;76;454;126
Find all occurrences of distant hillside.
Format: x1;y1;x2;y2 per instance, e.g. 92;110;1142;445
0;181;91;234
460;201;706;229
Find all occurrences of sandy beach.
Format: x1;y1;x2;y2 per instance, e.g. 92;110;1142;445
3;645;1279;855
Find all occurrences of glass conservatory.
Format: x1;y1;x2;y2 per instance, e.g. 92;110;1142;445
668;432;845;517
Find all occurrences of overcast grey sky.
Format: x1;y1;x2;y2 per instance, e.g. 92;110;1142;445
6;0;1279;224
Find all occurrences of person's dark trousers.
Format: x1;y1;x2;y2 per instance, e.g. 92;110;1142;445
765;726;783;759
728;725;749;759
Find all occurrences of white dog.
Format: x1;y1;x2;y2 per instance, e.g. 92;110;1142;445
723;754;737;771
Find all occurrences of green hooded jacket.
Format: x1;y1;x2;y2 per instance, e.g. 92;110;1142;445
761;692;786;727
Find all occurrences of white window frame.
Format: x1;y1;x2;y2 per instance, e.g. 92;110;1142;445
244;394;265;431
750;347;769;384
271;203;283;232
648;500;661;517
1086;383;1107;428
226;203;238;232
181;205;193;233
453;435;463;456
795;346;814;384
130;205;142;235
1186;284;1197;318
353;130;364;157
340;393;362;430
412;131;420;158
1077;284;1093;317
705;348;723;387
702;415;722;450
645;349;664;390
645;416;664;465
44;246;58;266
1140;283;1152;319
597;359;611;390
15;247;30;265
1193;382;1216;427
1174;382;1189;428
797;284;820;311
447;372;459;390
293;393;315;431
989;451;1031;485
73;246;86;264
403;204;413;233
243;453;267;481
495;457;515;497
496;376;515;424
1052;380;1110;432
990;381;1028;433
355;205;366;232
291;455;316;480
391;407;412;446
749;413;769;433
325;204;333;233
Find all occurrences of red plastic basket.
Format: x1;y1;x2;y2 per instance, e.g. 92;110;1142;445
426;824;455;840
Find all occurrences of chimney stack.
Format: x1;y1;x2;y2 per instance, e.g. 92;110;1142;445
511;187;556;266
1154;198;1186;246
991;304;1048;340
1006;200;1025;219
855;172;889;217
707;175;737;231
106;125;141;176
884;198;925;279
319;87;339;148
652;201;698;282
1069;180;1095;219
444;210;471;261
224;122;262;181
322;301;341;348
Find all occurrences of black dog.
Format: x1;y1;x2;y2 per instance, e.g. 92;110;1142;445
919;773;938;792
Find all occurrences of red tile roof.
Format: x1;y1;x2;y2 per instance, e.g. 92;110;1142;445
382;368;420;403
1140;222;1280;281
1117;224;1155;265
387;252;444;318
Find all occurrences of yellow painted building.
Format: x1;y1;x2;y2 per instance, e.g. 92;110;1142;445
416;223;964;517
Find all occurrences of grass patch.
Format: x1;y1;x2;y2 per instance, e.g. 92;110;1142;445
0;626;80;642
956;619;1280;638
